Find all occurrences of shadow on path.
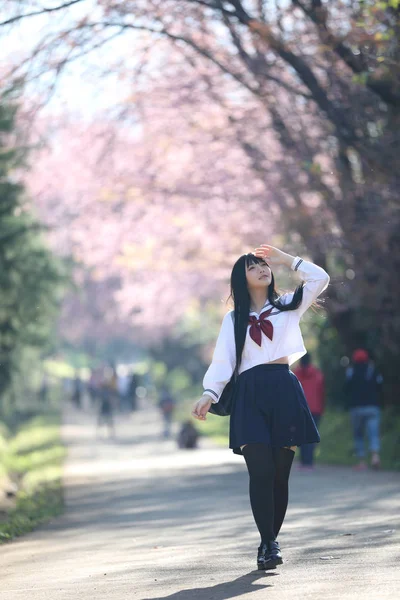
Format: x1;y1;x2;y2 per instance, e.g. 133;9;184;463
142;571;276;600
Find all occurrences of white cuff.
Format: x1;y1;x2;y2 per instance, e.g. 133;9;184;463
204;390;219;404
291;256;304;272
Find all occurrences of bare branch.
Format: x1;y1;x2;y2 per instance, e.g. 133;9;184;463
77;20;262;97
186;1;358;141
0;0;83;27
216;1;312;99
241;18;357;142
293;0;368;72
187;0;236;14
291;0;400;106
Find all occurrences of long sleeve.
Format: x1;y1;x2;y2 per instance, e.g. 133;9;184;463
203;311;236;403
290;256;330;317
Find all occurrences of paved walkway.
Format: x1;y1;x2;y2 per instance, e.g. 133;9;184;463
1;402;399;600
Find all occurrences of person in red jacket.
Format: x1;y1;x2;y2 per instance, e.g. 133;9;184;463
293;353;325;469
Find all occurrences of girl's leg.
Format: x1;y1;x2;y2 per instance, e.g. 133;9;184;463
242;443;276;544
272;447;295;538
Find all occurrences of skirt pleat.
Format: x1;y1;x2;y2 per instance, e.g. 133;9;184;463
229;364;320;455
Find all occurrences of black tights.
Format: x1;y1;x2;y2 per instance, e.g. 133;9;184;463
242;444;295;543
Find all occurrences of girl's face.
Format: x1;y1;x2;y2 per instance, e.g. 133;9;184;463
245;259;272;290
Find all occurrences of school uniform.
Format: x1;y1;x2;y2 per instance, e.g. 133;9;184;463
203;257;330;455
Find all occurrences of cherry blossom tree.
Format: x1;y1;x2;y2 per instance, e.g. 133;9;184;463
2;0;400;400
27;102;278;346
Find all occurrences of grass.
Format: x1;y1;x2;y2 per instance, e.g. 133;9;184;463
0;412;66;543
316;407;400;470
185;405;400;471
196;414;230;446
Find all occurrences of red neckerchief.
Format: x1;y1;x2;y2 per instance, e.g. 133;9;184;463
248;307;274;346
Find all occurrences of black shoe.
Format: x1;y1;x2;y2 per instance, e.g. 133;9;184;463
257;540;283;570
270;540;282;561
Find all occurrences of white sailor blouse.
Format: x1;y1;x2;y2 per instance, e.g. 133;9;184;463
203;257;330;403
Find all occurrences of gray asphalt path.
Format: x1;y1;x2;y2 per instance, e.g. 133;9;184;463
1;402;399;600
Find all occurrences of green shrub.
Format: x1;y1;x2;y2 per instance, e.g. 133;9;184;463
192;407;400;471
0;412;65;543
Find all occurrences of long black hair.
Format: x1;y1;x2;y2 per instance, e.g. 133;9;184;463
230;254;304;371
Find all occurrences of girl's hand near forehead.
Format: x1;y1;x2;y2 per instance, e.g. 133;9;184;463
254;245;294;268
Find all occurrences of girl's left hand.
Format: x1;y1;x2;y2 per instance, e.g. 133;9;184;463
191;395;212;421
254;245;291;267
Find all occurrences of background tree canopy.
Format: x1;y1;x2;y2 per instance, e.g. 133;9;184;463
0;1;399;403
0;91;66;416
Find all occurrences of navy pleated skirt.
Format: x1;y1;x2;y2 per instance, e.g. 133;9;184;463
229;364;320;455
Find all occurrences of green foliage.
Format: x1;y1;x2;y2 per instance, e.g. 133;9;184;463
149;300;224;395
315;319;348;408
375;1;400;10
5;414;65;475
195;411;229;446
352;72;369;86
197;408;400;471
0;411;65;543
0;94;68;415
316;408;400;471
0;482;63;542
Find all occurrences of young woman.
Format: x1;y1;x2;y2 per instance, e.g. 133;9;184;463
192;244;329;570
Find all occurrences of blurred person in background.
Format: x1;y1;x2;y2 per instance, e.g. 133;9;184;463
177;420;199;449
88;368;102;409
344;349;383;470
127;370;139;412
293;353;325;470
97;366;116;439
109;364;120;411
158;386;176;439
71;372;82;409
